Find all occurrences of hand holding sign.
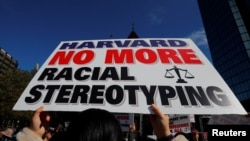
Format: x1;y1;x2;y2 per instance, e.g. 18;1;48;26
16;104;176;141
30;106;50;138
149;104;172;138
16;106;51;141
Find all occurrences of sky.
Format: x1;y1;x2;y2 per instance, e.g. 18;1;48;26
0;0;212;71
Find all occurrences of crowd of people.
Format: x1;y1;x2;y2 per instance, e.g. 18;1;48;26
1;104;196;141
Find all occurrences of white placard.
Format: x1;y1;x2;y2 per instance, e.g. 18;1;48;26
13;38;247;114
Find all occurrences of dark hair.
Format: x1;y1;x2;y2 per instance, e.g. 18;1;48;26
66;108;122;141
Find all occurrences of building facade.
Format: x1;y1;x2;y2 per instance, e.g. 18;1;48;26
0;48;18;76
197;0;250;111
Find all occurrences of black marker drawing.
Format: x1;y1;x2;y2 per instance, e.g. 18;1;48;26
165;65;194;83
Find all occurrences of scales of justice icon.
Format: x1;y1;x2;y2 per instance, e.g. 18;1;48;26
165;65;194;83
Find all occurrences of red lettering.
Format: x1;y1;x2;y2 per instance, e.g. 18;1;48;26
73;50;94;64
157;49;183;64
116;115;129;120
49;51;74;65
105;49;134;64
178;49;202;64
174;128;182;133
105;48;202;64
48;50;94;65
170;123;189;128
136;49;157;64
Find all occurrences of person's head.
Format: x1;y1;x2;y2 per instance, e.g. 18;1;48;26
191;128;199;141
174;132;189;141
66;108;122;141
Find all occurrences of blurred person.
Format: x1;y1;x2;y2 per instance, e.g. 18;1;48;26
65;108;122;141
173;132;189;141
16;106;50;141
191;127;199;141
1;128;16;141
16;104;188;141
128;123;137;141
42;132;52;141
129;123;137;134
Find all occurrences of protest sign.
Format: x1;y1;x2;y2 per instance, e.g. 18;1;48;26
169;114;195;134
13;38;247;114
114;113;134;132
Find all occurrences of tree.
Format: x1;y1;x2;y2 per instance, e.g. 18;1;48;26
0;68;79;129
0;69;34;124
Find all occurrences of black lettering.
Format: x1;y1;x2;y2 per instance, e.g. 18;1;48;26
140;86;156;105
55;85;73;103
91;67;101;80
158;86;176;105
89;85;105;104
185;86;210;106
74;67;91;80
43;85;60;103
124;86;140;105
38;68;58;80
25;85;44;103
121;67;135;80
106;85;124;104
70;85;90;103
54;67;72;80
176;86;189;105
99;67;119;80
207;86;231;106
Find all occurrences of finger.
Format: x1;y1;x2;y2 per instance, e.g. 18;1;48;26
34;106;44;117
150;104;165;119
32;106;44;123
